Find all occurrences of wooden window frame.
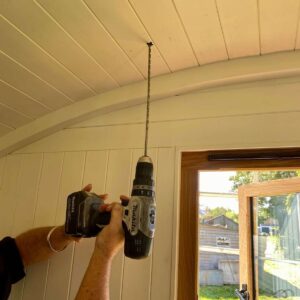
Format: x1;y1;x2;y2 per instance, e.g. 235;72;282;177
178;148;300;300
239;177;300;299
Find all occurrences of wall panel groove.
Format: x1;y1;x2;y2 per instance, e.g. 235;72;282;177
22;152;65;300
9;153;44;300
150;148;175;300
68;150;108;300
44;152;86;300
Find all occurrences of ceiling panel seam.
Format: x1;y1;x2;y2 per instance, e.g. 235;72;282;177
0;14;97;96
67;109;300;130
171;0;200;66
0;121;14;130
257;0;262;55
0;79;52;112
82;0;146;80
293;0;300;49
214;0;230;60
0;49;74;103
34;0;119;89
127;0;172;73
0;102;33;121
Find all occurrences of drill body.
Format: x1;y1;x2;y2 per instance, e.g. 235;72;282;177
124;155;155;258
65;155;156;259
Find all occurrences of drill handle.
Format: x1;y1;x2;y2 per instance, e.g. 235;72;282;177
94;211;128;235
93;211;111;229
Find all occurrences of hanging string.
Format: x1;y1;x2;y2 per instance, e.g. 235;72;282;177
144;42;153;157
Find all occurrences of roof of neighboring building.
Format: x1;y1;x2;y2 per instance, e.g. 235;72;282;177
204;214;238;226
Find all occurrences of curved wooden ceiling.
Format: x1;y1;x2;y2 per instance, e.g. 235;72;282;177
0;0;300;138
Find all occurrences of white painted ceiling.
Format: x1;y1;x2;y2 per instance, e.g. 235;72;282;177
1;0;300;138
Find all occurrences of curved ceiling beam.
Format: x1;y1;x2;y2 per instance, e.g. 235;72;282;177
1;50;300;157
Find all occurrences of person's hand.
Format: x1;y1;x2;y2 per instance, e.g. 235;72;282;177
62;184;108;243
94;195;129;259
82;183;108;202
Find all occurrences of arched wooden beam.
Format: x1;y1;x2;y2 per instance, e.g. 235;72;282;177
1;50;300;157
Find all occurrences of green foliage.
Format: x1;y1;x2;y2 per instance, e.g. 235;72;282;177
229;171;299;192
229;170;300;225
199;286;290;300
229;171;254;192
199;285;238;299
200;206;238;223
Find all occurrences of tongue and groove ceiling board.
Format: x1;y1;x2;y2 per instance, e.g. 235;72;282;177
0;0;300;142
260;0;300;54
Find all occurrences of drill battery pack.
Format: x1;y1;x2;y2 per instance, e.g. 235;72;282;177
65;191;110;237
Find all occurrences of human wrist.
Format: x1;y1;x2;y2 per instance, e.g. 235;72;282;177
47;226;73;253
93;245;114;262
52;225;73;243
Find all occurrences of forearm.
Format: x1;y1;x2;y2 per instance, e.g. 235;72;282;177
76;248;112;300
15;226;73;266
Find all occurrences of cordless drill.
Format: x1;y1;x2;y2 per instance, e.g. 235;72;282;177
65;155;156;259
65;42;156;259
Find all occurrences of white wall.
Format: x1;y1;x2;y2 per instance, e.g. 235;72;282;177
1;74;300;300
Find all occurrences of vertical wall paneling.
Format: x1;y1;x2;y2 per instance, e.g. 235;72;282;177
22;262;49;300
9;281;24;300
69;150;109;300
11;153;43;236
0;155;21;238
44;151;86;300
296;18;300;49
68;238;95;300
104;149;132;300
169;148;181;300
45;245;75;300
33;152;65;227
22;152;65;300
0;155;7;190
9;153;43;300
150;148;175;300
121;148;158;300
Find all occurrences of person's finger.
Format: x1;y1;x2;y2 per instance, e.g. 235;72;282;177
82;184;92;192
98;193;108;200
99;204;110;213
73;237;81;243
120;195;130;206
109;203;123;229
105;205;113;212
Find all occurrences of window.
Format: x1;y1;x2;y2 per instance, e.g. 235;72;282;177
178;148;300;300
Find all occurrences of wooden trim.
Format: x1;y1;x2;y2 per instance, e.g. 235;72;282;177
178;167;198;300
1;51;300;157
178;148;300;300
238;176;300;299
238;176;300;197
238;192;254;297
